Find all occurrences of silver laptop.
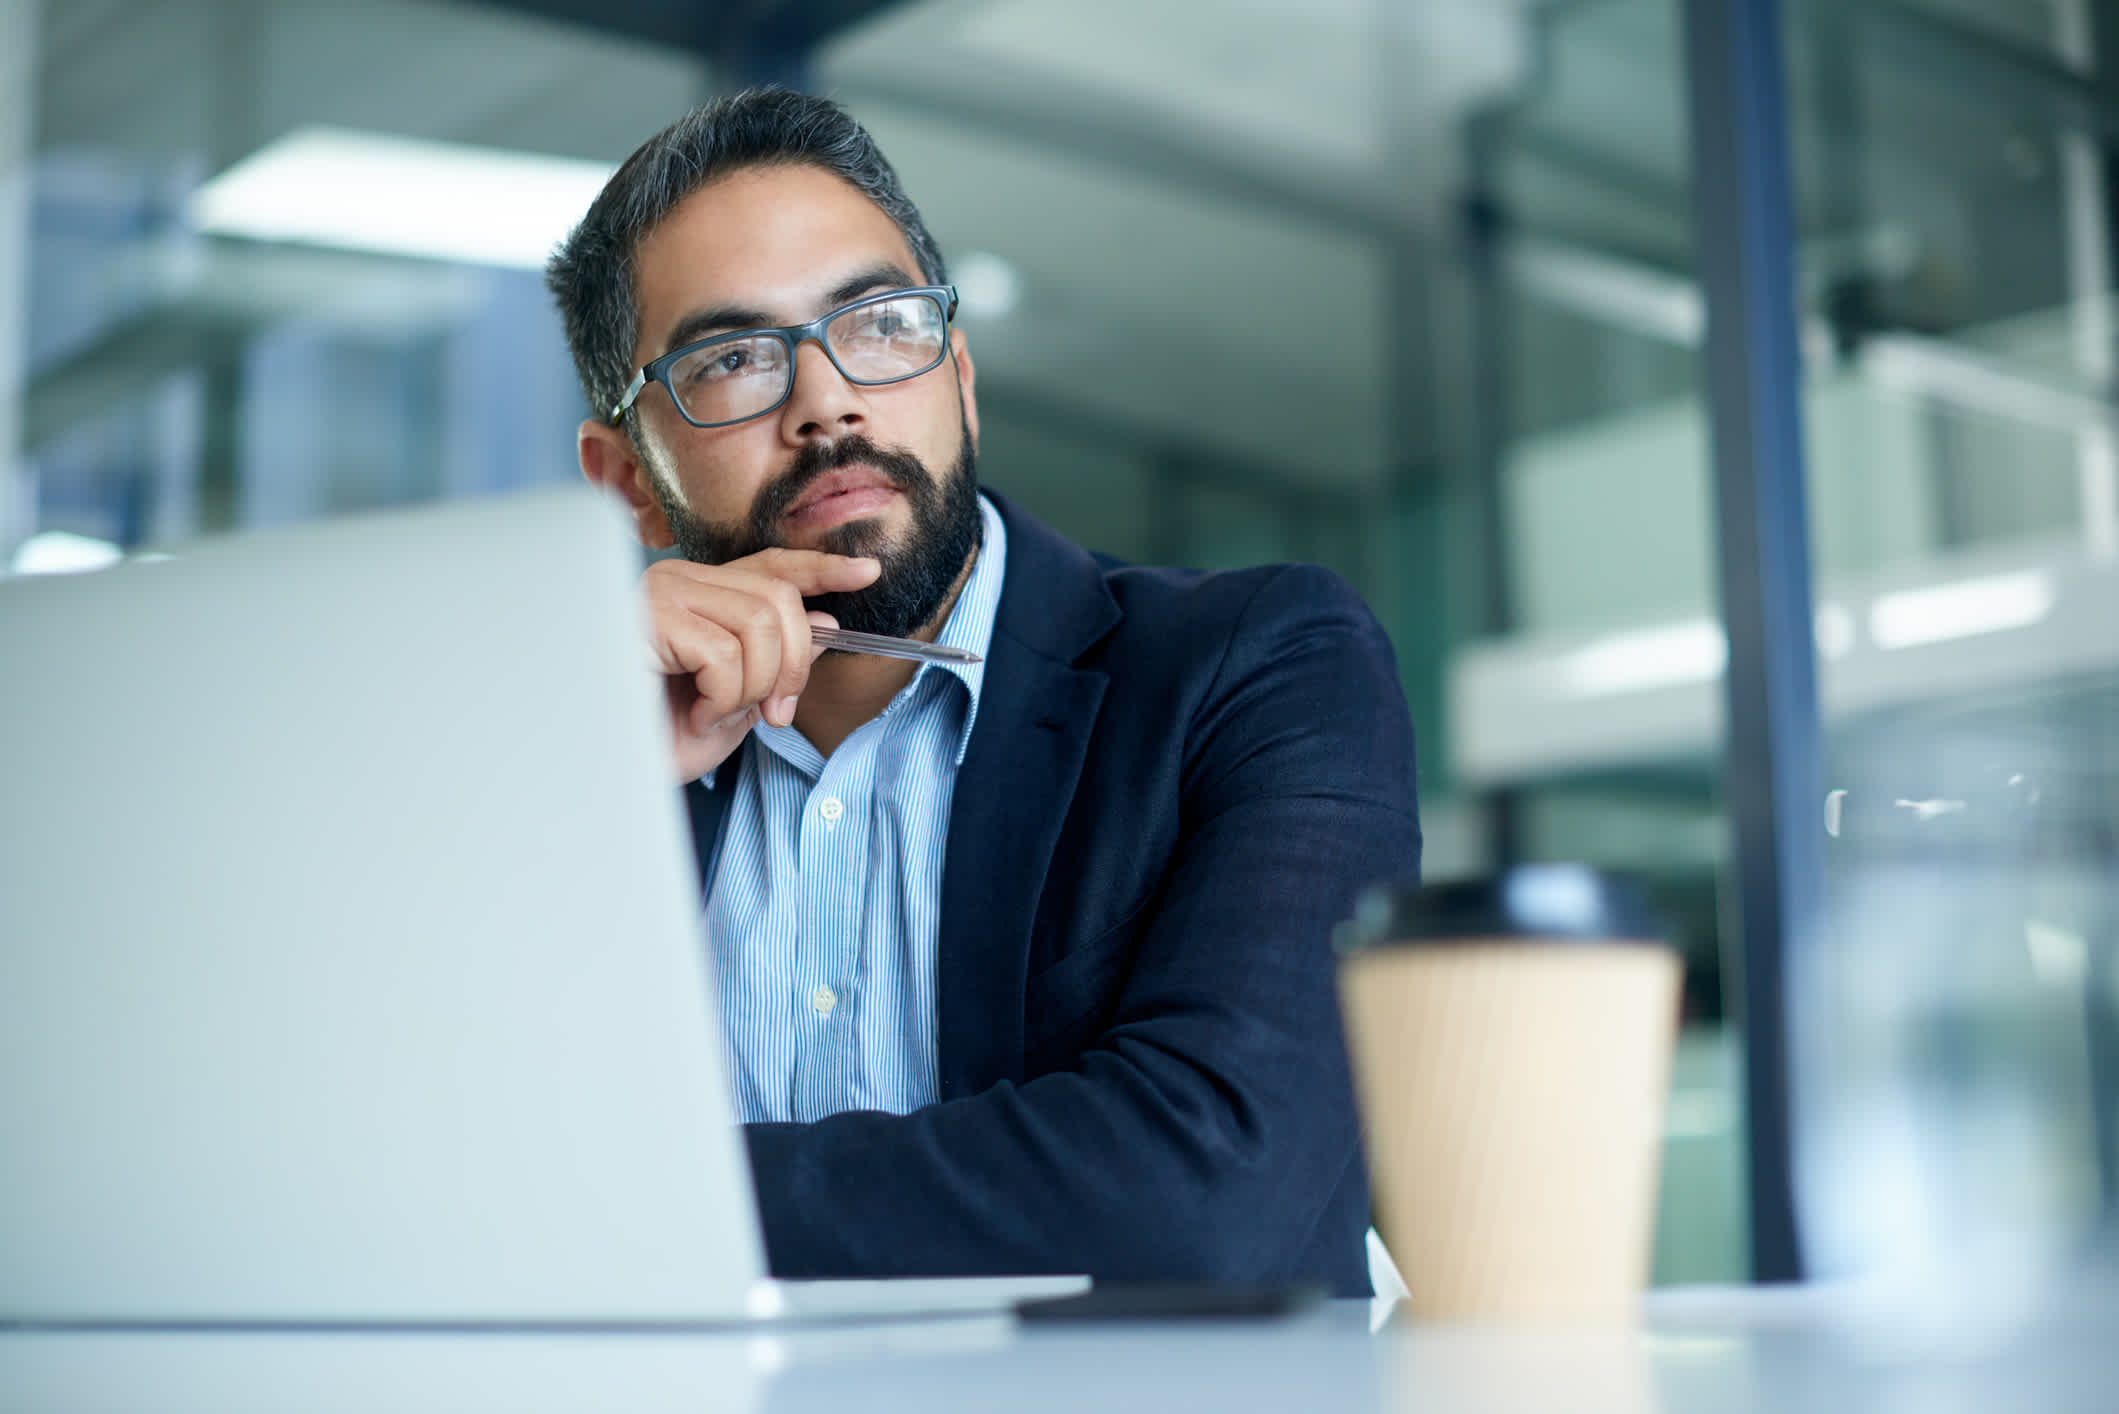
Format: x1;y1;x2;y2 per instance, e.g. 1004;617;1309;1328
0;486;1082;1326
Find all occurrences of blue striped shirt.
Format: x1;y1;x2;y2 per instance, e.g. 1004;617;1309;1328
701;495;1006;1124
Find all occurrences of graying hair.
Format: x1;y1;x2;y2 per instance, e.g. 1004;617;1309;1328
546;88;948;427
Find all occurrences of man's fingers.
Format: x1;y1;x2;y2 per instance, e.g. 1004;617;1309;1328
649;554;873;699
641;553;878;767
713;547;881;596
661;616;751;722
709;608;782;725
698;574;811;710
652;580;784;679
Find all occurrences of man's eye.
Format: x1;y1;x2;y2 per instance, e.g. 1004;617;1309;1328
847;306;918;341
680;343;775;386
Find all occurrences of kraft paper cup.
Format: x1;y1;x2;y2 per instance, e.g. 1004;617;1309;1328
1338;866;1682;1323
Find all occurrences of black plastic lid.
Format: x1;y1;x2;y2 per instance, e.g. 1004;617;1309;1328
1338;864;1669;952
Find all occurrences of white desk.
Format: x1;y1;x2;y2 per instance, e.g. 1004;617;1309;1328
5;1277;2116;1413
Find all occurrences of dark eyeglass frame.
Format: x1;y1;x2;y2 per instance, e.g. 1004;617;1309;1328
607;284;961;429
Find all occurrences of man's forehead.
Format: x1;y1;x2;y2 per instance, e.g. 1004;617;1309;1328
630;164;922;342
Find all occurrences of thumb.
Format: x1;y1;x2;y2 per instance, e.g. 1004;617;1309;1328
805;610;838;664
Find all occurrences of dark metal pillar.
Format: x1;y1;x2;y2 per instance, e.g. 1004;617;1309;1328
1458;110;1525;866
197;0;263;536
196;338;246;534
1682;0;1822;1284
1810;3;1878;362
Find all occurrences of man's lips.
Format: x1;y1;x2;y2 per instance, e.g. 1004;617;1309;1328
783;467;901;528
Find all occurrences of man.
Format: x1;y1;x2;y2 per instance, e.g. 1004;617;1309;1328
547;88;1419;1296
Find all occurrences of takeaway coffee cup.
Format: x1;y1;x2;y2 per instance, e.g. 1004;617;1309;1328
1337;865;1682;1322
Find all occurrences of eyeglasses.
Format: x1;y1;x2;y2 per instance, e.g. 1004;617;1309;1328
608;285;960;429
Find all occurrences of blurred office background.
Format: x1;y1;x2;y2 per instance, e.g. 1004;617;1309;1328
5;0;2115;1288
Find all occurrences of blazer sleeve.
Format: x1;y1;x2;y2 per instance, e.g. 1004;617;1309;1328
741;565;1420;1292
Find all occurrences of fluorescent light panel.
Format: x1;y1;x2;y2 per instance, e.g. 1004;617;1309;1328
1558;602;1856;699
1869;570;2056;650
1558;619;1727;697
1814;602;1856;659
9;531;123;576
191;128;613;270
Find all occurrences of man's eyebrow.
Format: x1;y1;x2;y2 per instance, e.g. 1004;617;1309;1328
661;304;771;358
823;263;922;309
659;263;925;358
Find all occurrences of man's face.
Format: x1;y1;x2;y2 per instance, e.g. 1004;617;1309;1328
615;163;981;637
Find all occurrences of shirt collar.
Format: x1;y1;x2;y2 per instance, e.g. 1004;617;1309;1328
931;491;1004;764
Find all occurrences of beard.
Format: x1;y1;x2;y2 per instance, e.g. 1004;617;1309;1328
655;423;982;640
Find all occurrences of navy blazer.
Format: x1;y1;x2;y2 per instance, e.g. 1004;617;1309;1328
685;490;1420;1296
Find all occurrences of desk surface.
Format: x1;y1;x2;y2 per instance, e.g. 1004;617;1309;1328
6;1278;2116;1413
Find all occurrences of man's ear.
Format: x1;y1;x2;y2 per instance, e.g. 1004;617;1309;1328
950;328;979;452
578;419;675;549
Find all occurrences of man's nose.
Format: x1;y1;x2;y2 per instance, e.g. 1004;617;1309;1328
779;338;867;442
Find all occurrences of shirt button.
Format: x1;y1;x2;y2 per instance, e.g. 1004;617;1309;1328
818;796;844;823
810;985;838;1016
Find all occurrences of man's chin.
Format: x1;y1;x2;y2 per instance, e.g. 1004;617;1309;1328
801;513;902;561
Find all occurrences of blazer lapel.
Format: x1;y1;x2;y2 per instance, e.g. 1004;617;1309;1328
934;493;1119;1099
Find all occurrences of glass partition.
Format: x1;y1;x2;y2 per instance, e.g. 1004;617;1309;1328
1783;0;2119;1289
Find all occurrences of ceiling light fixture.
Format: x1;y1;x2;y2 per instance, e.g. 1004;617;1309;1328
190;127;613;270
1557;618;1727;698
1868;570;2056;650
9;531;124;576
951;250;1023;320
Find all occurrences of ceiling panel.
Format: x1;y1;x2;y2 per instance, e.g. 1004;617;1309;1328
843;96;1393;486
37;0;709;167
812;0;1543;488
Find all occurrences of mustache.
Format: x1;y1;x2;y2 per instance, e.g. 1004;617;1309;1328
747;436;931;544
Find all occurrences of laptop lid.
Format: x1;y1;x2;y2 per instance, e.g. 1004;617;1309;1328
0;487;776;1323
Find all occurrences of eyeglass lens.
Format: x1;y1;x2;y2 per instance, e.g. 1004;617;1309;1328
665;292;949;426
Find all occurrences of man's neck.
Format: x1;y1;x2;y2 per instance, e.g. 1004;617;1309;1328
792;545;978;758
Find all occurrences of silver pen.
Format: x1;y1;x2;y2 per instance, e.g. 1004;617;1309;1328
810;625;982;666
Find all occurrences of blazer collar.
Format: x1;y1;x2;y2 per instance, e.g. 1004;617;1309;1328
979;489;1122;664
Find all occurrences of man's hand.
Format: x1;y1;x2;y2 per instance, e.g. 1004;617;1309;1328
642;548;881;781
